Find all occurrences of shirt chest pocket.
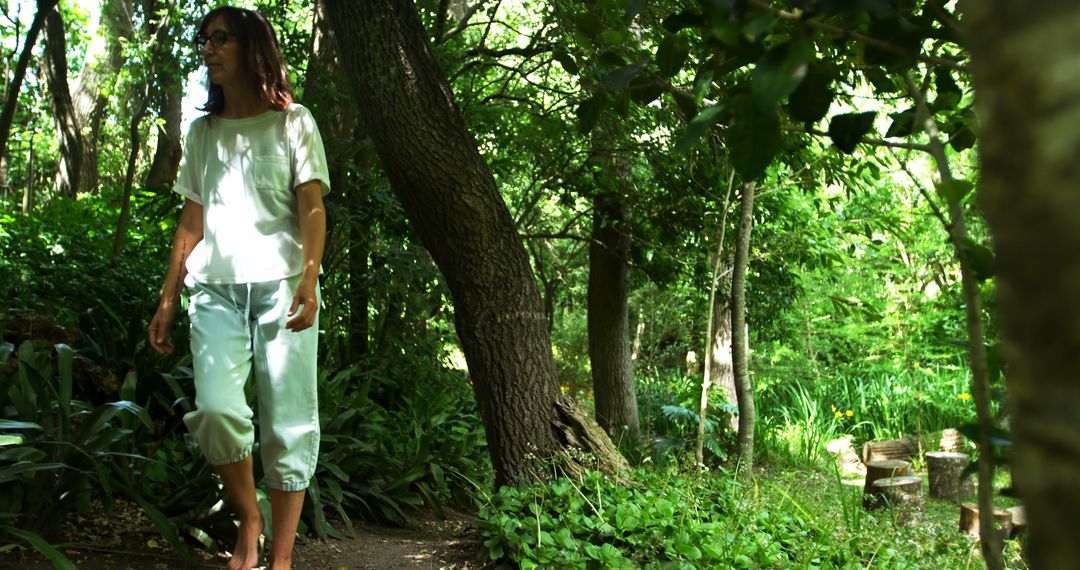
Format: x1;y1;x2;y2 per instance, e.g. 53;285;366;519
253;155;292;192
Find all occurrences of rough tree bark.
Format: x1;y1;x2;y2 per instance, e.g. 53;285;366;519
42;3;83;196
143;65;182;189
0;0;59;164
588;128;639;444
73;0;131;193
965;2;1080;568
323;0;626;486
731;181;756;475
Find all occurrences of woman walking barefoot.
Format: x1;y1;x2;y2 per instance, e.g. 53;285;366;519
147;7;329;569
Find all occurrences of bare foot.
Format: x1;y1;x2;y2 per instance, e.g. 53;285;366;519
268;555;291;570
226;516;264;570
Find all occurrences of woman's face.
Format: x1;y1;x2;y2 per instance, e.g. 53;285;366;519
201;15;243;89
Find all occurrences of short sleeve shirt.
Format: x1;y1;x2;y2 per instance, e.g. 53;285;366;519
174;103;330;284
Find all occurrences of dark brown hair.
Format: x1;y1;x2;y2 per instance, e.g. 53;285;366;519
197;7;292;115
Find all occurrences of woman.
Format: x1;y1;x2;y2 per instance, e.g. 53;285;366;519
147;7;329;570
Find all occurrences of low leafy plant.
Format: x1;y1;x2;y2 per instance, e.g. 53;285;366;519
0;341;194;565
478;468;818;569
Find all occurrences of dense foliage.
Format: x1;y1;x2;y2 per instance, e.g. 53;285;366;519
0;0;1023;567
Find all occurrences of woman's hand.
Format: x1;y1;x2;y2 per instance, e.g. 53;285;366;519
286;275;318;332
148;302;178;354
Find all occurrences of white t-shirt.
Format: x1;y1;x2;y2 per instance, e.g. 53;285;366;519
174;103;331;284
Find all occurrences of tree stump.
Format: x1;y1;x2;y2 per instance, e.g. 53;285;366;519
863;459;912;510
926;451;974;501
862;437;917;463
959;503;1012;540
1007;506;1027;538
938;428;965;452
872;476;924;509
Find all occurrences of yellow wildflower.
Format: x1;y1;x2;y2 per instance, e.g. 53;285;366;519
831;404;837;412
846;410;854;417
834;411;842;418
958;393;971;401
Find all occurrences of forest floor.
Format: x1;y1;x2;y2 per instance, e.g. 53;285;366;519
0;502;488;570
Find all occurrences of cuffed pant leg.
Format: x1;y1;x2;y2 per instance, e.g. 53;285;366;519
183;281;256;466
250;276;320;492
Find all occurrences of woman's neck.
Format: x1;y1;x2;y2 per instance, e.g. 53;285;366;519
218;85;270;119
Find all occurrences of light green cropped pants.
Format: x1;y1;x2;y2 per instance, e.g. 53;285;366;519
183;275;319;492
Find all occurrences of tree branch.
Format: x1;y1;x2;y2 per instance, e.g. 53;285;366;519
748;0;967;72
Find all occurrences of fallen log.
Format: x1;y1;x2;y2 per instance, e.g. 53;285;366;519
862;437;917;463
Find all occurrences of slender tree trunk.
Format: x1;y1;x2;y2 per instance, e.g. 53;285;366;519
902;73;1004;569
0;0;58;165
588;132;639;444
965;3;1080;568
697;172;736;467
731;182;756;475
21;131;35;213
42;4;83;197
324;0;626;485
143;72;182;189
113;107;144;256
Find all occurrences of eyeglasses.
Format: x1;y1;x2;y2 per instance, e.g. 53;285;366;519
194;30;238;48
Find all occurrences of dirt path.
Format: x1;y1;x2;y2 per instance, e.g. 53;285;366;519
0;512;487;569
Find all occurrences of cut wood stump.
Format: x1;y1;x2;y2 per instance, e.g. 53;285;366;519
1008;506;1027;538
959;503;1012;540
926;451;974;501
863;459;912;510
939;428;965;453
872;476;923;509
862;437;917;463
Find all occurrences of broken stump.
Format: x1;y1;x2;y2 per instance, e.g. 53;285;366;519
863;459;912;510
959;503;1012;540
926;451;974;501
939;428;965;453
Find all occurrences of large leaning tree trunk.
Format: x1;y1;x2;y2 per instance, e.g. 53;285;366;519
731;181;756;476
588;125;640;445
324;0;627;486
42;3;83;197
0;0;58;164
965;2;1080;567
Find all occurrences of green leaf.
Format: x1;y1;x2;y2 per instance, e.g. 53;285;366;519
605;61;647;92
0;419;43;430
575;11;603;39
949;126;976;151
120;369;137;403
828;112;877;154
750;40;812;110
662;11;705;33
933;69;962;111
674;102;727;154
692;62;716;103
554;50;579;76
787;62;835;125
577;93;606;135
656;31;691;78
0;435;24;446
624;0;647;23
957;236;996;281
885;109;917;138
728;97;780;181
936;179;973;206
0;525;76;570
